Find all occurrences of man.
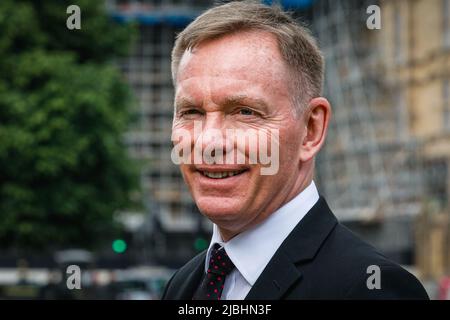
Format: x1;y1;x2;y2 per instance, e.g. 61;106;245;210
162;1;429;300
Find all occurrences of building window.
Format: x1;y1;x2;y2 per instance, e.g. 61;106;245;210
444;0;450;48
444;78;450;130
424;159;448;210
393;3;404;64
396;86;409;140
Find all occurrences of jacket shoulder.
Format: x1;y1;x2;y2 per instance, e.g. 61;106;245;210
313;223;429;299
161;250;206;300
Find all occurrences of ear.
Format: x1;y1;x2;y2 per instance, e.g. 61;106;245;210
299;97;332;162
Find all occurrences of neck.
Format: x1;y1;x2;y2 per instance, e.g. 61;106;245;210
218;168;314;242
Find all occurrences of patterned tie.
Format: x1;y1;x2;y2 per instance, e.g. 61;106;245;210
193;243;235;300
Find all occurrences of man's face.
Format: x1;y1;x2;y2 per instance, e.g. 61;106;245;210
172;30;309;239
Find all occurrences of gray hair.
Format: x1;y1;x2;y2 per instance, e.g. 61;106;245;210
171;0;324;113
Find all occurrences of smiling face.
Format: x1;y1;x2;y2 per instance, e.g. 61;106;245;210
172;30;314;240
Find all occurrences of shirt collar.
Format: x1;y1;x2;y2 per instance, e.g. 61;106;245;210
205;180;320;286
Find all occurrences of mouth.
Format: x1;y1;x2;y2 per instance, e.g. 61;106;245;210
199;169;247;179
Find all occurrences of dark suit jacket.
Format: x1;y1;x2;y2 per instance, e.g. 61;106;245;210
162;197;429;300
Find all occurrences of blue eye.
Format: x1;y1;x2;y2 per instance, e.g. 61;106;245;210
239;108;253;116
181;109;201;116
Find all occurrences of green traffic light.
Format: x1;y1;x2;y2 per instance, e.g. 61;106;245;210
112;239;127;253
194;238;208;251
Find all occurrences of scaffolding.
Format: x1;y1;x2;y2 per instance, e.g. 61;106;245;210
110;0;450;266
312;0;424;223
109;0;213;264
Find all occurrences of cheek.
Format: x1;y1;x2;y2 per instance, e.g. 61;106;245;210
237;129;281;165
179;165;189;181
278;127;302;164
179;164;196;186
171;126;195;164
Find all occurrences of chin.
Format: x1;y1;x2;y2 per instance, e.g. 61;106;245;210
195;196;244;223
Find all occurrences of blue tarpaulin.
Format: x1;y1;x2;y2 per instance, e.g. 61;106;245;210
110;0;314;27
264;0;314;9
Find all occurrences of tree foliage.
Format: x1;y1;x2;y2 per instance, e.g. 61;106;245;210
0;0;138;251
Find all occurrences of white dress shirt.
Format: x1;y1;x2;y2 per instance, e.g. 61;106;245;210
204;180;320;300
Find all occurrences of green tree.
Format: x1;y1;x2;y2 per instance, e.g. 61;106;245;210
0;0;138;251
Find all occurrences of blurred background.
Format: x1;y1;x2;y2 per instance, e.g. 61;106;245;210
0;0;449;300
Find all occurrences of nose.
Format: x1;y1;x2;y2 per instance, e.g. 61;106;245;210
195;112;228;163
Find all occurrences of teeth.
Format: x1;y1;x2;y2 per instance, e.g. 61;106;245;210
201;170;244;179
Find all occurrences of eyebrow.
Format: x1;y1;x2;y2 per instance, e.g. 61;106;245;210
220;95;270;112
174;94;270;112
174;96;197;111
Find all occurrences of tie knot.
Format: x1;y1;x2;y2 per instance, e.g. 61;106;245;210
208;244;235;276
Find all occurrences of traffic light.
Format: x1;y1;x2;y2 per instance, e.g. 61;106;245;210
194;237;208;252
112;239;127;254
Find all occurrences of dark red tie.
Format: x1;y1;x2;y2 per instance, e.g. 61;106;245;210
193;244;235;300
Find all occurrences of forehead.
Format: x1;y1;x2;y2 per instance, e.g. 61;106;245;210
175;30;291;102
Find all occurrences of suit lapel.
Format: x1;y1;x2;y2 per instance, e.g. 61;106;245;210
245;249;302;299
175;251;206;299
245;197;337;300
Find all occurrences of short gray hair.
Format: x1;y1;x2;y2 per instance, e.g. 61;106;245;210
171;0;324;113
